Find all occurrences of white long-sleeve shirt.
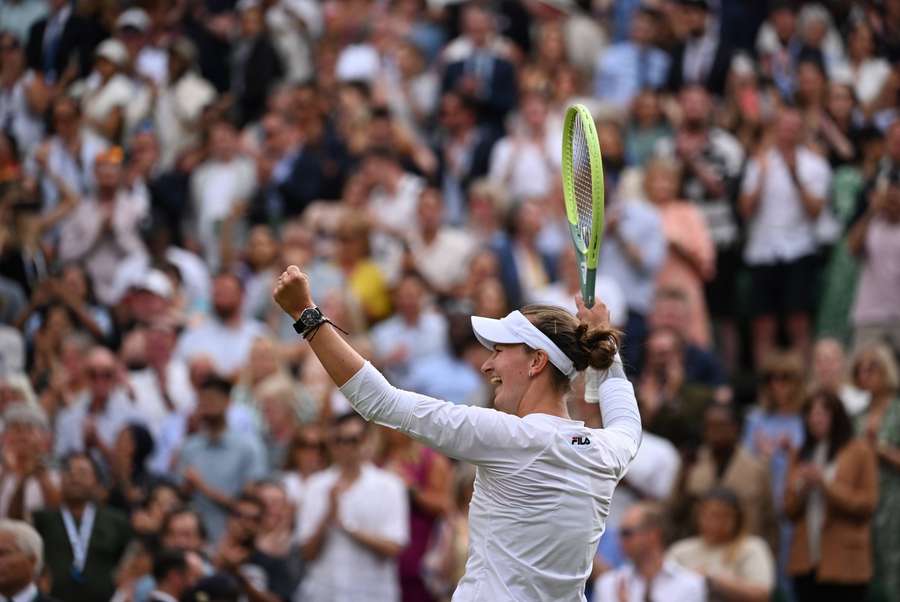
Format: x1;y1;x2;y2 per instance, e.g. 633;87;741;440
339;362;641;602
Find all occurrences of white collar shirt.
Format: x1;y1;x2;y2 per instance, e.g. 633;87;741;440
594;559;707;602
740;147;831;264
297;464;409;602
5;583;38;602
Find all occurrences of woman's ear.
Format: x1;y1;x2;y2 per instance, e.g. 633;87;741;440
529;349;550;377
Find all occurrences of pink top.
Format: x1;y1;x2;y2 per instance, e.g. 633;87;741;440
852;218;900;325
655;201;716;348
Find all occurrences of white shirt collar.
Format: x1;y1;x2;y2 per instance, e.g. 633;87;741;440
9;583;38;602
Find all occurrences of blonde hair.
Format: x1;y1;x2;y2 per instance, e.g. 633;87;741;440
851;342;899;392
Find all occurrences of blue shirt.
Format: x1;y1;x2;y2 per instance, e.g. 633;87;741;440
594;43;670;109
742;409;805;511
598;200;667;315
177;429;266;543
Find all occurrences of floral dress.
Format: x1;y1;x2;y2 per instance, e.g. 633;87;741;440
872;398;900;601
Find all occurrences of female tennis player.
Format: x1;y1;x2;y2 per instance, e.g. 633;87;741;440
273;265;641;601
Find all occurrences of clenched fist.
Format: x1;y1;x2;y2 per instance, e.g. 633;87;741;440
273;265;314;321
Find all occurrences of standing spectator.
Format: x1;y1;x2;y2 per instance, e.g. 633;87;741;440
150;549;200;602
673;403;776;545
57;147;147;306
657;84;744;368
593;6;670;111
379;428;452;602
33;453;133;602
625;90;671;168
281;426;327;513
809;338;868;418
487;91;561;203
176;375;265;544
739;107;831;366
665;0;734;96
30;96;107;211
0;31;47;158
852;342;900;601
24;0;99;84
848;148;900;351
784;391;877;602
433;92;496;226
371;272;449;389
298;413;409;602
0;404;60;520
174;272;268;379
669;488;775;601
594;503;706;602
362;147;425;237
231;0;283;127
440;4;517;134
332;211;392;324
53;346;142;475
643;158;715;349
154;37;217;171
0;519;59;602
597;188;667;374
189;120;257;270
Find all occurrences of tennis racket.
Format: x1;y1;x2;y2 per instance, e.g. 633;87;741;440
561;104;605;309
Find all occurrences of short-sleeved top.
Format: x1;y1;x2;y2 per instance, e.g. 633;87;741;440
298;464;410;602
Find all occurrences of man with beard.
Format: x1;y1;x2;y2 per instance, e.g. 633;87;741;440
173;272;268;380
33;453;132;602
176;375;265;545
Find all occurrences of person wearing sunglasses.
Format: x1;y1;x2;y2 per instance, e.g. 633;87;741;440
595;502;706;601
297;412;410;602
274;264;640;602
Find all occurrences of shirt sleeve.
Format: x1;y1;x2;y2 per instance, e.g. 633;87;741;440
339;362;545;468
737;537;776;589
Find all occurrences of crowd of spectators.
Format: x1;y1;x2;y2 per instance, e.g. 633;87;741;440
0;0;900;601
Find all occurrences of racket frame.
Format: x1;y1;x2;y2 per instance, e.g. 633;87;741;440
561;104;605;308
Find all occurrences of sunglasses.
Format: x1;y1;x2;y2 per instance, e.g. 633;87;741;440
334;435;362;446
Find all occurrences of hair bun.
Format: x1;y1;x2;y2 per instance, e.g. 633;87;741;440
573;323;620;372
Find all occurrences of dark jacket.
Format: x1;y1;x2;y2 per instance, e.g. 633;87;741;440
25;13;103;80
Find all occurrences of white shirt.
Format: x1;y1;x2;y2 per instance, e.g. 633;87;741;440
594;559;707;602
368;174;425;234
297;464;409;602
0;469;61;519
488;128;562;202
7;583;39;602
408;228;477;293
174;317;268;376
339;362;641;601
740;147;831;264
54;389;143;458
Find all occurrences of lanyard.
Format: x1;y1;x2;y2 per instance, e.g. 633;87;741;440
61;504;96;572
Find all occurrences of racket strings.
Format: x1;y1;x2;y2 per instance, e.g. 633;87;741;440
571;117;594;247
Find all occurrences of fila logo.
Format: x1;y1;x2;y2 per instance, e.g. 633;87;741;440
571;435;591;445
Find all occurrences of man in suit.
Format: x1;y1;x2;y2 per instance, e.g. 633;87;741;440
33;453;132;602
665;0;733;97
24;0;101;84
0;519;60;602
149;549;199;602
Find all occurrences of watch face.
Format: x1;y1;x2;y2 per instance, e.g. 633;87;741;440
300;307;322;327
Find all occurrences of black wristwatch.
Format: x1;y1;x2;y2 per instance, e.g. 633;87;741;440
293;306;326;338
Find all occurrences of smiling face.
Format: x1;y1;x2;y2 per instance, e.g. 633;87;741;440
480;343;534;414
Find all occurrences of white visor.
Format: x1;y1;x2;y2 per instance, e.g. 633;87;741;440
471;310;576;378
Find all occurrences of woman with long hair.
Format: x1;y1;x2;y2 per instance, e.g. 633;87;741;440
784;390;877;601
274;265;640;601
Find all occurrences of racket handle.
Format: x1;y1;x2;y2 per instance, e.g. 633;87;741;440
583;268;596;308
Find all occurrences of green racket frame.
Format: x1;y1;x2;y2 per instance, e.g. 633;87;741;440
561;104;605;308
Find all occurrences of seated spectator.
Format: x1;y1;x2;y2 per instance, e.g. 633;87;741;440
672;404;775;546
669;488;775;601
637;327;716;448
297;413;409;601
809;337;868;417
0;403;60;520
54;346;143;476
371;272;449;389
34;453;132;602
331;211;392;324
0;518;57;602
174;272;269;379
176;375;265;544
785;390;877;602
594;502;706;602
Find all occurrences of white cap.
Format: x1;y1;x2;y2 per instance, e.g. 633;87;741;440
95;38;129;67
116;8;150;32
134;269;174;299
471;310;576;378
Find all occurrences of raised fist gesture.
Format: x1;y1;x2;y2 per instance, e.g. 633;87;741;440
273;265;314;321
